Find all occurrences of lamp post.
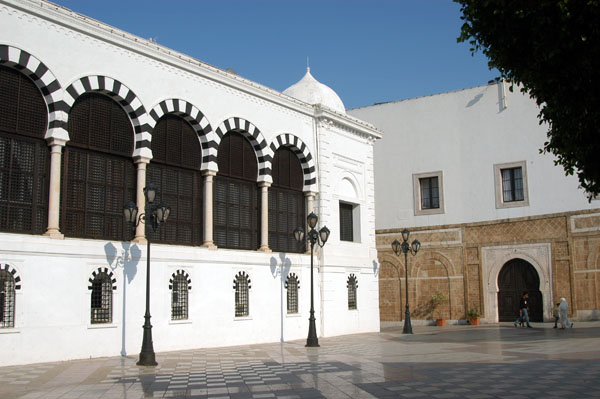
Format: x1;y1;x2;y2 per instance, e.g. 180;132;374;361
123;183;171;366
294;212;330;347
391;229;421;334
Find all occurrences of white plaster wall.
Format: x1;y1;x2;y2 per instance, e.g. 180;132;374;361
349;84;598;230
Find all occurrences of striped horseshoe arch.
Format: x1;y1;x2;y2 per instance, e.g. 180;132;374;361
213;117;269;179
0;44;66;139
148;99;213;170
269;134;317;191
63;75;152;158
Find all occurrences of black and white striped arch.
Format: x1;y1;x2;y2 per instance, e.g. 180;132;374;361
214;117;269;178
88;268;117;291
269;133;317;191
63;75;152;157
169;270;191;290
1;264;21;290
0;44;67;139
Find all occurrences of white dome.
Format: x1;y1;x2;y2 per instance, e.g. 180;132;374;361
283;68;346;114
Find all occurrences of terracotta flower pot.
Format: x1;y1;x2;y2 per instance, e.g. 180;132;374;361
436;318;446;326
469;317;480;325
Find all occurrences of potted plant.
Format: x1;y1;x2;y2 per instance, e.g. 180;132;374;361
467;309;480;325
430;292;448;326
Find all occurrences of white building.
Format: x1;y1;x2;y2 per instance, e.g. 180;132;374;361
350;82;600;326
0;0;381;366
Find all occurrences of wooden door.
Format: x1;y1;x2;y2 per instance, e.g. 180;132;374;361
497;259;543;322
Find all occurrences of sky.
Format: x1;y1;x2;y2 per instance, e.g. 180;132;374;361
49;0;498;110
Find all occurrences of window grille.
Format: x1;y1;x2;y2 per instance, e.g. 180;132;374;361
215;133;259;249
347;274;358;310
147;115;203;246
89;270;113;324
62;93;135;241
170;270;191;320
501;167;524;202
0;269;16;328
269;147;305;253
285;273;300;314
0;66;49;234
233;271;251;317
339;203;354;242
420;176;440;209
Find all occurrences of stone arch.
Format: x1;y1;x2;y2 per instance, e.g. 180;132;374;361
0;44;67;141
169;269;192;291
481;243;553;322
148;99;214;170
268;134;316;191
87;267;117;291
413;251;455;319
1;263;21;290
63;75;152;159
337;171;362;200
213;117;268;181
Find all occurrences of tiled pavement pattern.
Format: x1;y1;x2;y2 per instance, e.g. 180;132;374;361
1;322;599;399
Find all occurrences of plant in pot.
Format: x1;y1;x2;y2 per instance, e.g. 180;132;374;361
430;292;448;326
467;309;480;325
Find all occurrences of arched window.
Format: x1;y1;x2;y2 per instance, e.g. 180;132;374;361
269;147;305;253
233;271;251;317
89;270;113;324
62;93;136;241
214;132;258;250
285;273;300;314
0;65;50;234
170;270;191;320
347;274;358;310
0;268;17;328
148;115;203;245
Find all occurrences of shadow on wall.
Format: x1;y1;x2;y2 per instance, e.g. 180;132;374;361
104;242;142;356
271;253;292;342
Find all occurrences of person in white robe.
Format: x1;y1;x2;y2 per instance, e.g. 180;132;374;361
558;297;573;329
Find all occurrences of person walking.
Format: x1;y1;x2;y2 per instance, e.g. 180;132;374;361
514;292;532;328
553;303;560;328
558;297;574;329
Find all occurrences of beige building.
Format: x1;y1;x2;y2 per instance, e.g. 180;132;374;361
350;82;600;325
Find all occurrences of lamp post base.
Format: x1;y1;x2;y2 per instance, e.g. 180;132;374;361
402;309;413;334
306;316;320;347
136;317;157;366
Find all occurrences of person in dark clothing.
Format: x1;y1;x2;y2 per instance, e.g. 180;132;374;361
514;292;532;328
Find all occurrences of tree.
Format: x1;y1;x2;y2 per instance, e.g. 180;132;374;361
455;0;600;199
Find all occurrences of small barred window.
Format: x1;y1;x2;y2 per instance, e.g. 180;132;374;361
347;274;358;310
285;273;300;314
233;271;251;317
170;270;191;320
0;268;18;328
89;268;115;324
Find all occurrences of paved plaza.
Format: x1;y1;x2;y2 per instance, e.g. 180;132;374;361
1;322;599;399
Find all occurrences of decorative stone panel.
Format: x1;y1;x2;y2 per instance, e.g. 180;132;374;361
465;217;566;245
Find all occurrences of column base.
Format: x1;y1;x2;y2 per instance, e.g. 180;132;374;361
201;241;217;250
257;245;272;253
43;229;64;239
132;236;148;244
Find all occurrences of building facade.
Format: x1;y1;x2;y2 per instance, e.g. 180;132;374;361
350;81;600;326
0;0;381;366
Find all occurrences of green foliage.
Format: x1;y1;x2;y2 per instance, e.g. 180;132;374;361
430;292;448;319
466;308;480;318
455;0;600;199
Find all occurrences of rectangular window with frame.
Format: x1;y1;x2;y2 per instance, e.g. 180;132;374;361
339;202;354;242
494;161;529;209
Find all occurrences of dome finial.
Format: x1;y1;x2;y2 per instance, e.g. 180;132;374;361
307;56;310;72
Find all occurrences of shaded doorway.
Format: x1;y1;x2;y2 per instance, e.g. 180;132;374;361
497;258;543;322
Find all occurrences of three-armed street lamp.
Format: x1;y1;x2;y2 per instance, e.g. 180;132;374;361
294;212;330;347
123;183;170;366
391;229;421;334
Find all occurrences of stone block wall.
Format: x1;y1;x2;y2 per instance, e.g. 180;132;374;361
377;210;600;324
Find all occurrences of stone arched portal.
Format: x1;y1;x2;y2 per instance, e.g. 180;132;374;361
497;259;543;322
